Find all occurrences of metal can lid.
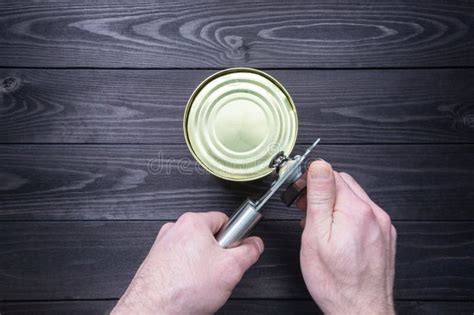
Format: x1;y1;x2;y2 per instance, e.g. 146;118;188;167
184;68;298;181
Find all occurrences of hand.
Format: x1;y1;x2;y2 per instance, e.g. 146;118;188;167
111;212;264;315
297;160;396;314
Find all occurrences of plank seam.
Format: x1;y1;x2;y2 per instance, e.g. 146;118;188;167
1;66;474;71
1;143;473;146
1;298;473;303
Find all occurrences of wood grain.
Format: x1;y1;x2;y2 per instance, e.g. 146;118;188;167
0;144;472;220
0;221;472;300
0;1;473;68
1;300;473;315
1;69;473;144
0;301;117;315
1;0;472;310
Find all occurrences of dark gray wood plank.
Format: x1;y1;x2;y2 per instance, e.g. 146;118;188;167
1;300;473;315
0;144;473;221
395;302;474;315
1;69;473;144
0;221;472;300
0;1;473;68
0;301;117;315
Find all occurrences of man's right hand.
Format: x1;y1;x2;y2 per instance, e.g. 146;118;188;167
297;160;396;314
111;212;264;315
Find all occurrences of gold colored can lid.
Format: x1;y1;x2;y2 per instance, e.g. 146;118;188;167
184;68;298;181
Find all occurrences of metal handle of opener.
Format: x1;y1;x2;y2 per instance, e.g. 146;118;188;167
216;139;320;248
216;199;262;248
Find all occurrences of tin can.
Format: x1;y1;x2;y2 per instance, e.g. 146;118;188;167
184;68;298;181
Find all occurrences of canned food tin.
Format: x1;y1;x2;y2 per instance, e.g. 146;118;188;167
184;68;298;181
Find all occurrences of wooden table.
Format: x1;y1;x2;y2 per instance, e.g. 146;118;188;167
1;1;473;314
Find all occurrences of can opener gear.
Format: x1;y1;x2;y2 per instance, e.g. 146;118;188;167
216;139;321;248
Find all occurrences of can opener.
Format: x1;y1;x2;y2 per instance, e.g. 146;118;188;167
216;139;321;248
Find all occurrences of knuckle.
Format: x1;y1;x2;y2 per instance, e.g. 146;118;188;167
217;212;229;222
359;203;373;218
162;222;174;230
157;223;173;238
355;203;375;226
156;222;173;240
177;212;198;224
379;211;392;229
307;190;333;205
248;244;261;263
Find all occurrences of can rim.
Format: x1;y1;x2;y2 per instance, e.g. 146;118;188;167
183;67;298;181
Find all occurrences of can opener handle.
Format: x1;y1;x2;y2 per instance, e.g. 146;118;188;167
216;139;320;248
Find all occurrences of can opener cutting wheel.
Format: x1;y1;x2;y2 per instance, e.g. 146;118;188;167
216;139;321;248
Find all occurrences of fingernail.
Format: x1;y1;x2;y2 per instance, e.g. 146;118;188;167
311;161;331;179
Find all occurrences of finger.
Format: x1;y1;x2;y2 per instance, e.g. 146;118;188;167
228;236;264;271
338;172;392;233
305;160;336;236
338;172;394;292
338;172;381;210
157;222;174;240
333;172;372;218
199;211;229;234
338;172;369;198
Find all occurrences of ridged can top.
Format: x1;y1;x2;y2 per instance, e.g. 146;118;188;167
184;68;298;181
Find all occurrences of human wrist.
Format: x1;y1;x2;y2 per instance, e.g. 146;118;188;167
111;275;171;315
324;305;394;315
322;296;394;315
352;304;394;315
112;292;173;315
353;304;395;315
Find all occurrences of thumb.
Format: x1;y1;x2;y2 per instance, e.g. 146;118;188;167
305;160;336;237
228;236;264;271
